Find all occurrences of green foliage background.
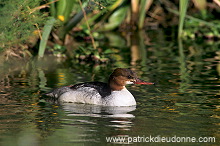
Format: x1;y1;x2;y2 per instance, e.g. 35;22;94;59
0;0;219;57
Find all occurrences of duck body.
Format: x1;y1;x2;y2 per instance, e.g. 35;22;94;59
45;68;154;106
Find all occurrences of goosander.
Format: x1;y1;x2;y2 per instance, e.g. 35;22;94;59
45;68;154;106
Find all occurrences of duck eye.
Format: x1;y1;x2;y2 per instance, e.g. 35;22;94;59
127;75;133;79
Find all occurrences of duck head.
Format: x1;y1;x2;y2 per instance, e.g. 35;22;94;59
108;68;154;91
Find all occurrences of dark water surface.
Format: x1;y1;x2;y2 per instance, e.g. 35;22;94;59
0;31;220;145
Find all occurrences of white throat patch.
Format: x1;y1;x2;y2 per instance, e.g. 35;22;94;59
126;81;134;84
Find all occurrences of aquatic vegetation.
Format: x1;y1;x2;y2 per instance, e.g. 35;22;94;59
1;0;220;61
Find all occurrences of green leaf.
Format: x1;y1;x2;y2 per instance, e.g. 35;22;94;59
99;5;129;31
38;17;56;58
57;0;67;17
63;0;75;23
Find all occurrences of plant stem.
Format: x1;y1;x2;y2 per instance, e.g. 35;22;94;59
139;0;152;29
78;0;96;50
167;8;220;29
131;0;139;27
30;0;59;14
178;0;189;38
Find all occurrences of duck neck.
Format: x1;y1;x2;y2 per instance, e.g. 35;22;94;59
108;76;125;91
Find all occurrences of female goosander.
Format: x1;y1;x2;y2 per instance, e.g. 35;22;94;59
46;68;154;106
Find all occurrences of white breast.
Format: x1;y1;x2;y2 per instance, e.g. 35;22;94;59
103;88;136;106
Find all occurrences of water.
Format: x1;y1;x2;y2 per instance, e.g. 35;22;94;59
0;30;220;145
